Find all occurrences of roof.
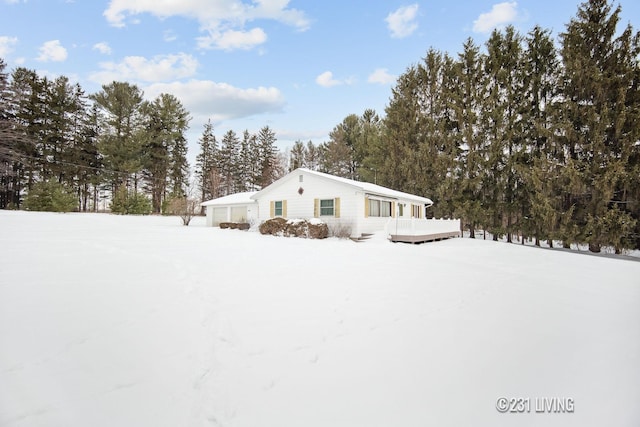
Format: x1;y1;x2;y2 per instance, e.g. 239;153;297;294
252;168;433;205
200;191;258;207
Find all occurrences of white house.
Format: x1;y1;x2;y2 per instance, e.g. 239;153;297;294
201;168;461;241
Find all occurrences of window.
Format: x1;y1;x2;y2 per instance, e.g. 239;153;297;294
368;199;392;217
369;199;380;217
398;203;404;217
412;204;422;218
381;201;391;217
320;199;334;216
274;200;283;216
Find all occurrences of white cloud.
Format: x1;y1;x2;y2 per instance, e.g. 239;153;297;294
36;40;68;62
0;36;18;56
368;68;396;85
144;79;285;122
92;42;112;55
473;1;519;33
197;27;267;51
103;0;309;50
163;29;178;42
89;53;199;84
315;71;342;88
386;4;419;39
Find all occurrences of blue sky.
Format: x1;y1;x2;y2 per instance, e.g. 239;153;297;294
1;0;639;163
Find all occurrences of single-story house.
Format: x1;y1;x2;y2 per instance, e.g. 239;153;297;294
202;168;460;240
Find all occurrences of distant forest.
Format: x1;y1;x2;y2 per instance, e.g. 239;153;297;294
1;0;638;252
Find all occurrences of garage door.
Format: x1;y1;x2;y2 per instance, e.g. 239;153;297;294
212;207;227;226
230;206;247;223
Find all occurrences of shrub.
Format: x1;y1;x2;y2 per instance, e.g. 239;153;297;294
309;223;329;239
110;187;152;215
259;217;288;235
258;217;328;239
165;196;199;226
220;222;251;230
328;221;353;239
23;180;77;212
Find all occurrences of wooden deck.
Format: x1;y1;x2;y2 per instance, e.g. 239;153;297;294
389;230;461;244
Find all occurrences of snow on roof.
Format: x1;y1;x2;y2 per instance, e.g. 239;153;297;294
200;191;258;207
256;168;433;205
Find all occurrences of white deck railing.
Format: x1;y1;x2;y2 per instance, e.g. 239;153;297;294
385;218;461;238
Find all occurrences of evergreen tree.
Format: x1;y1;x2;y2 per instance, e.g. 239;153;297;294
218;129;240;195
450;39;486;237
9;68;46;193
521;26;561;246
140;93;190;213
23;179;76;212
327;114;362;180
256;126;279;187
482;26;527;242
73;102;103;212
0;58;21;208
289;140;306;171
559;0;640;252
91;81;145;193
357;109;384;185
237;130;253;192
194;119;219;203
304;140;321;171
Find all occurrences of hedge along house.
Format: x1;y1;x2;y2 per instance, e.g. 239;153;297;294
248;168;437;238
201;191;258;227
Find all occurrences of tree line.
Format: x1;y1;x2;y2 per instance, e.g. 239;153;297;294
194;121;284;204
290;0;639;253
1;0;638;252
0;62;283;214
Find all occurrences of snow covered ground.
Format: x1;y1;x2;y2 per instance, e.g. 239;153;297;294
1;211;639;427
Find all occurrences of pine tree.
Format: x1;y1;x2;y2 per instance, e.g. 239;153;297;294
357;109;384;185
237;130;253;192
91;81;145;193
304;141;321;171
9;68;47;194
381;65;422;191
559;0;640;252
256;126;279;188
194;119;218;203
482;26;527;242
0;58;20;208
218;130;240;195
73;103;103;212
450;39;486;238
521;26;561;246
289;140;306;171
140;93;190;212
327;114;363;180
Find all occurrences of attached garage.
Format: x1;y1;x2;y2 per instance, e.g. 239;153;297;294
230;206;248;223
201;191;258;227
212;207;227;226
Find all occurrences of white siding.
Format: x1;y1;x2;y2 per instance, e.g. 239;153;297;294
256;171;362;237
254;170;433;237
205;203;258;227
